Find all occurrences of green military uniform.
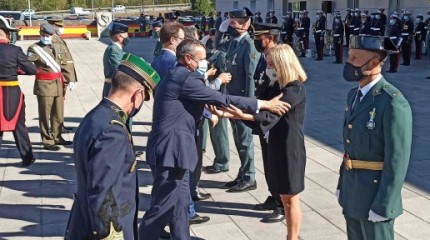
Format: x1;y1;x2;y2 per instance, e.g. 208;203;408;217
337;36;413;240
27;24;71;148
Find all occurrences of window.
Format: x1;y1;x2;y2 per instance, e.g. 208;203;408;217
268;0;274;10
250;0;256;13
233;1;238;9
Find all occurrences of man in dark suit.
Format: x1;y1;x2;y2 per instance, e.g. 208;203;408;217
314;10;326;60
138;39;290;240
333;15;344;64
65;54;160;240
151;22;184;81
0;18;37;167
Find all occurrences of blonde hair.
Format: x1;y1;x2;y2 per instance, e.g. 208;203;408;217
267;44;307;88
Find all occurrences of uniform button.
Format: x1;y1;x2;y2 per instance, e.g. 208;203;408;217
241;90;245;92
373;179;378;183
348;124;352;129
346;139;351;144
391;210;395;213
93;231;98;235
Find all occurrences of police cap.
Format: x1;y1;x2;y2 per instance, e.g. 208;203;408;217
253;23;280;36
349;35;398;55
229;7;254;18
40;23;55;35
152;21;162;28
110;22;128;34
47;16;64;27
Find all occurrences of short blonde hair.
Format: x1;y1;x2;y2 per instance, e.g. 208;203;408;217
267;44;307;88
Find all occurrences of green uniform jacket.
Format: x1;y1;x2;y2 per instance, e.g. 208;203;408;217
27;42;65;97
51;34;77;84
103;42;125;79
337;77;412;220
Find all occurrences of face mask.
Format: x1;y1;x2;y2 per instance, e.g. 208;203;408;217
375;15;380;19
265;68;277;85
196;60;208;75
343;58;375;82
130;91;144;118
361;19;366;23
254;39;264;52
300;14;304;18
152;31;160;38
403;16;409;20
40;36;52;45
355;13;359;16
227;26;239;38
122;37;130;46
416;18;422;22
390;19;395;25
56;27;64;35
335;19;340;23
316;15;320;20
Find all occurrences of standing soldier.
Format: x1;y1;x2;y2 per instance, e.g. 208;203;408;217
314;10;326;61
254;11;263;23
414;14;425;60
332;10;341;29
215;11;223;29
27;23;72;151
379;8;387;34
281;12;294;46
152;21;163;58
296;11;306;57
337;35;412;240
387;14;402;73
0;17;37;166
371;12;384;36
103;23;128;97
353;9;362;36
156;12;165;23
345;9;353;47
359;12;372;35
223;8;260;192
423;11;430;55
269;10;278;24
333;15;344;64
302;10;311;50
48;16;78;133
400;11;413;66
65;54;160;240
208;12;215;29
200;15;207;35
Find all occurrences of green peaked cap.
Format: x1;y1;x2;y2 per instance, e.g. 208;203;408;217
118;53;160;94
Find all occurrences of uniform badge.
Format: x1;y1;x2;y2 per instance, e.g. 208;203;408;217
258;72;264;85
129;160;137;173
366;107;376;130
232;54;237;65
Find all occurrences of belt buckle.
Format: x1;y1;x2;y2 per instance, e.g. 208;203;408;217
344;154;353;170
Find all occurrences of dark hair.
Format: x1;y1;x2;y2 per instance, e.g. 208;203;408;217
159;22;184;44
176;39;206;61
111;70;142;93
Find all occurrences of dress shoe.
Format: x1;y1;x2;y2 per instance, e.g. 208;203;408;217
426;76;430;79
43;145;61;151
386;70;397;73
189;214;210;225
22;158;36;167
224;179;240;188
62;126;73;133
314;58;323;61
55;140;73;146
400;63;410;66
192;192;212;201
204;165;228;174
253;196;277;211
261;208;285;223
160;229;170;239
227;180;257;193
332;61;342;64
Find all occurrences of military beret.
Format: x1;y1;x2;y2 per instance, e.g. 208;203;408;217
253;23;280;36
47;16;64;27
349;35;398;55
152;21;162;28
270;10;275;13
391;14;399;19
110;22;128;34
229;7;254;18
40;23;55;35
255;11;261;15
118;53;160;100
0;15;18;31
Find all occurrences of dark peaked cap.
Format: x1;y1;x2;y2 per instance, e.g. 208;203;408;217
253;23;281;36
349;35;399;55
110;22;128;34
229;7;254;18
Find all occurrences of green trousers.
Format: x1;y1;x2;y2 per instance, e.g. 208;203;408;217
345;216;395;240
205;117;230;170
37;96;64;146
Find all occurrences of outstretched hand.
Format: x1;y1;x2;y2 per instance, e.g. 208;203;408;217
265;94;291;116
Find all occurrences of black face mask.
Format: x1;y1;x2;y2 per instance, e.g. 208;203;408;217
254;39;264;52
227;26;239;38
129;91;144;118
343;58;376;82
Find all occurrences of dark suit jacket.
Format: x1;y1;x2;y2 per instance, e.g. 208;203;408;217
146;64;258;171
151;49;176;81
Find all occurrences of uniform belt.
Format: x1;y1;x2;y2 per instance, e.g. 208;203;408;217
350;25;355;28
343;154;384;171
354;28;359;31
297;27;304;30
315;30;322;33
105;78;112;83
333;34;340;37
373;28;380;30
401;33;409;36
416;31;421;34
0;80;19;86
36;71;64;87
390;36;397;39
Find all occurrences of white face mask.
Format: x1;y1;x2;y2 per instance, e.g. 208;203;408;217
335;19;340;23
265;68;277;86
40;36;52;45
355;13;359;16
56;27;64;35
390;19;395;25
196;60;208;76
316;15;320;20
416;18;422;22
375;15;380;19
403;16;409;20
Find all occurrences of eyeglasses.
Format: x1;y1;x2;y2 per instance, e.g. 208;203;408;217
175;37;184;41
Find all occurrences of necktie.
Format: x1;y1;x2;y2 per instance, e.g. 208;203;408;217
352;90;363;113
230;40;238;51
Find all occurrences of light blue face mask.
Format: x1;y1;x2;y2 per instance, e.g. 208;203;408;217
196;60;208;76
40;36;52;45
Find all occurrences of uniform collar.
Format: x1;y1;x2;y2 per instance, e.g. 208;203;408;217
112;41;123;50
103;97;128;123
358;74;382;100
234;32;248;42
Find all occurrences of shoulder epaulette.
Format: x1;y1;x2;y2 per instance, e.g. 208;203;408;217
382;83;401;98
110;120;132;143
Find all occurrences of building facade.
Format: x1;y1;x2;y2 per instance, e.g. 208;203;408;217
216;0;430;29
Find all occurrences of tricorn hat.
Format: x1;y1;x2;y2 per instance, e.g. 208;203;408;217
117;53;160;100
349;35;399;55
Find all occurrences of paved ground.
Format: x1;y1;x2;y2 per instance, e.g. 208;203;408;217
0;38;429;239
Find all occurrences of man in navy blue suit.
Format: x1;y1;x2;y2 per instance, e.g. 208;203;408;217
138;39;290;240
151;22;184;80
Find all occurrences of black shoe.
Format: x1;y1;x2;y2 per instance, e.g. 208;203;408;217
299;54;306;57
426;76;430;79
333;61;342;64
253;196;277;211
22;158;36;167
227;180;257;193
400;63;410;66
62;126;73;133
189;214;210;225
43;145;60;151
315;58;323;61
160;229;170;239
204;165;229;174
192;192;212;201
386;70;397;73
261;210;285;223
225;179;240;188
55;140;73;146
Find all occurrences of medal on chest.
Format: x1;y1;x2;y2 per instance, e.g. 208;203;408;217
366;107;376;130
258;72;265;85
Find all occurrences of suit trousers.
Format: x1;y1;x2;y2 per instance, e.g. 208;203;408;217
401;40;411;65
389;52;400;72
415;38;423;59
37;96;64;146
0;105;34;162
230;119;255;181
209;117;230;170
334;40;343;63
345;216;394;240
139;166;190;240
190;121;205;197
315;36;324;59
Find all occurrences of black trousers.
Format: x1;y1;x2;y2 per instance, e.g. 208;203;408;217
389;52;400;72
315;35;324;59
401;39;411;65
334;38;343;63
415;37;423;59
190;120;205;197
0;104;34;162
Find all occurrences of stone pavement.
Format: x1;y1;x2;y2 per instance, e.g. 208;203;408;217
0;38;429;239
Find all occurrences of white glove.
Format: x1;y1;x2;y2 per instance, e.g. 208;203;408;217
68;82;76;91
336;189;340;201
219;19;230;33
368;210;389;222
